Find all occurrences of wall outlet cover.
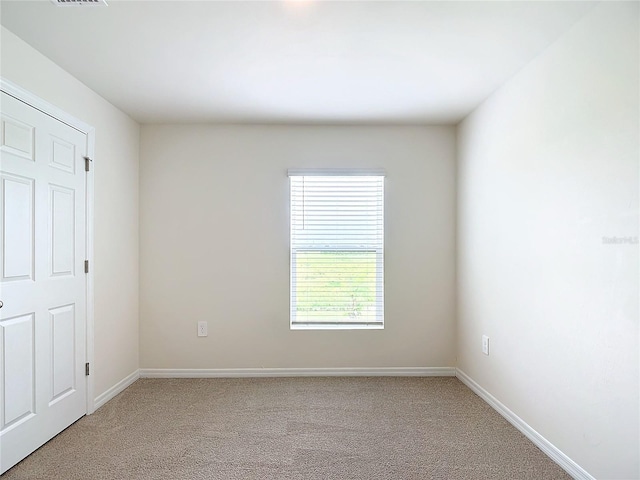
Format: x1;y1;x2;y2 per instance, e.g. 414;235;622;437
198;321;208;337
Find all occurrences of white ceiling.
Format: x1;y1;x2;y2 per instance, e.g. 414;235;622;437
1;0;596;124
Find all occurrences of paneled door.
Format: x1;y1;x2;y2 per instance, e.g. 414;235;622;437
0;91;88;474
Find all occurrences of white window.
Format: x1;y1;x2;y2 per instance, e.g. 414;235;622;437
289;169;385;329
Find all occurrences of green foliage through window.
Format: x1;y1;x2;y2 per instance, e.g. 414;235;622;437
294;251;377;323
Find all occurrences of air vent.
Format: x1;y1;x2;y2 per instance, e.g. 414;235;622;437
51;0;108;6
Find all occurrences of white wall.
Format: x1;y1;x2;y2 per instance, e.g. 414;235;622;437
1;27;140;400
140;125;456;369
457;3;639;479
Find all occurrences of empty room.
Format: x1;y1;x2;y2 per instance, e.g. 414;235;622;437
0;0;638;479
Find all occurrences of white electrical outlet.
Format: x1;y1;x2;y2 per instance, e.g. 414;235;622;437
197;321;208;337
482;335;489;355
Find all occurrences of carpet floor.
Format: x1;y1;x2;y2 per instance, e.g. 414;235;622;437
3;377;570;479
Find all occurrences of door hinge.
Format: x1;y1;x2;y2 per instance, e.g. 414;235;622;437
85;362;90;376
84;156;92;172
84;260;89;273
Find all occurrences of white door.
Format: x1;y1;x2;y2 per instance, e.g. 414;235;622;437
0;91;88;474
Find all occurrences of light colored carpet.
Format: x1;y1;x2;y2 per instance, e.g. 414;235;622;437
3;377;570;479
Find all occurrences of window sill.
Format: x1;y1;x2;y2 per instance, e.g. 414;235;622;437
290;324;384;331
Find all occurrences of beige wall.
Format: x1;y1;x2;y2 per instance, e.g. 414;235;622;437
456;3;639;479
140;125;456;369
1;27;140;400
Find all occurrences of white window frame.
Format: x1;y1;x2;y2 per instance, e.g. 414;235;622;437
289;168;385;330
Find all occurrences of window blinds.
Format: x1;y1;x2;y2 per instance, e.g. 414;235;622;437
289;171;385;327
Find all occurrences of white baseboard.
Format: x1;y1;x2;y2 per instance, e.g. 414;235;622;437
93;369;140;411
139;366;456;378
455;369;594;480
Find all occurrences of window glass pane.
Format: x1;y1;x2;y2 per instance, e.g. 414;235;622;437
295;251;378;324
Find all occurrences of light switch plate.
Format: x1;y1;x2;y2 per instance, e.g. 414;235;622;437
482;335;489;355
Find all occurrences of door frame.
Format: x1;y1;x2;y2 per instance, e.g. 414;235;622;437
1;77;96;415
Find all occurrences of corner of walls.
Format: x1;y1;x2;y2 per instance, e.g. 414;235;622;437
452;124;459;369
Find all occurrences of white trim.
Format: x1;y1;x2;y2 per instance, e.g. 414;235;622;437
455;369;595;480
84;124;96;414
1;77;97;415
93;370;140;411
290;324;384;330
287;168;386;177
1;78;93;134
140;367;456;378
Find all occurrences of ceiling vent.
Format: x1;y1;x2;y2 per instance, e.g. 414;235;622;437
51;0;108;6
